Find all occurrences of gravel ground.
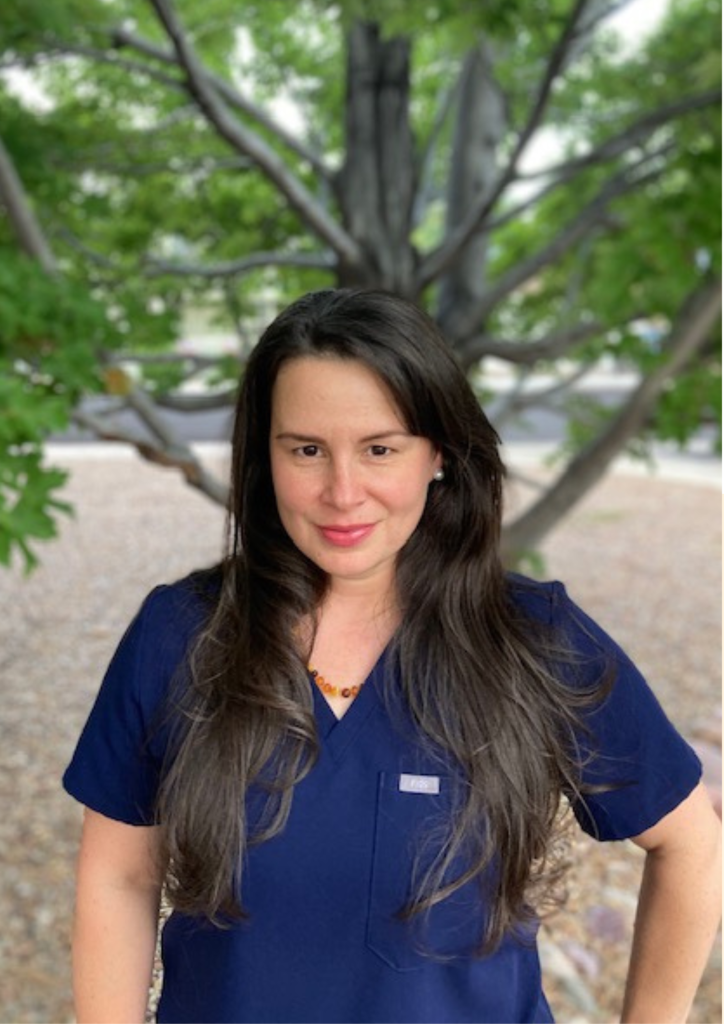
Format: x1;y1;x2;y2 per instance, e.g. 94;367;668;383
0;447;720;1024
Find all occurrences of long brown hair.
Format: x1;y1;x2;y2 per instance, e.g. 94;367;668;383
157;289;605;952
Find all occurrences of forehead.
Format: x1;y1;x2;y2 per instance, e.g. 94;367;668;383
271;356;405;424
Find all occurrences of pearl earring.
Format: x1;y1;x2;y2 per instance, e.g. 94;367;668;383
433;468;445;482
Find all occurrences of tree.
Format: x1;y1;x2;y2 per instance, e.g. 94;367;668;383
0;0;720;569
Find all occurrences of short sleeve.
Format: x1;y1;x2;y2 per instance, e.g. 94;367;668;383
62;581;204;825
549;582;702;841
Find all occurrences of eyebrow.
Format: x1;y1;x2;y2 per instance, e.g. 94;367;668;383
274;430;411;444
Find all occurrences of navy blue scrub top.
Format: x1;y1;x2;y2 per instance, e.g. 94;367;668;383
63;573;701;1024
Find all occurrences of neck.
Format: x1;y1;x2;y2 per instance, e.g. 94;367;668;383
322;580;399;628
293;574;401;663
294;581;400;661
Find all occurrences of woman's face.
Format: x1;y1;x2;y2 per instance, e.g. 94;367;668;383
269;356;442;595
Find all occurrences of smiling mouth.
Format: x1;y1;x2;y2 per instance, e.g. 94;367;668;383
317;524;376;547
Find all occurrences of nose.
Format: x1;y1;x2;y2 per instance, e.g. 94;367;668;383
323;457;366;509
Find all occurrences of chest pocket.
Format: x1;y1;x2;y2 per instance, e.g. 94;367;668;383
366;771;488;971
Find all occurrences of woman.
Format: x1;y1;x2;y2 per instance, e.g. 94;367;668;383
64;288;721;1024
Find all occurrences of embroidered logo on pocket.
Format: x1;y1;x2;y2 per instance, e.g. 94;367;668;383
398;773;440;795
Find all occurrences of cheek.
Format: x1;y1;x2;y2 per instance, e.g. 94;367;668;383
390;471;433;517
271;462;313;516
270;458;293;511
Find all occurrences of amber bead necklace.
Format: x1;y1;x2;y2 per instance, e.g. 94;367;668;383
309;667;363;700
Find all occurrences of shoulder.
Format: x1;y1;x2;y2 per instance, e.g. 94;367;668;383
504;572;621;665
141;565;221;628
504;571;563;625
125;566;222;673
62;568;222;824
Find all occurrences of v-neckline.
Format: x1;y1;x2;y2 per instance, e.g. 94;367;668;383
310;645;389;762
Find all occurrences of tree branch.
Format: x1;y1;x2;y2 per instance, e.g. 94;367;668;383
418;84;718;284
30;30;333;184
58;225;335;282
111;25;333;184
29;38;186;91
460;321;603;367
116;351;222;368
146;0;361;266
418;0;591;288
55;154;253;179
485;141;674;239
505;467;548;493
413;77;461;226
144;248;336;279
493;363;595;429
501;278;722;559
72;401;229;506
578;0;636;33
104;356;239;409
55;227;122;271
435;39;506;335
472;156;664;326
124;386;182;449
154;391;237;412
0;134;58;274
515;87;720;186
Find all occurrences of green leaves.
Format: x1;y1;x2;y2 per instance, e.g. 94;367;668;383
0;256;118;568
0;448;71;573
0;258;111;374
654;361;722;451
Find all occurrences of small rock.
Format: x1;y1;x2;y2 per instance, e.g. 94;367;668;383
691;710;722;748
539;940;600;1016
561;940;600;980
584;904;629;943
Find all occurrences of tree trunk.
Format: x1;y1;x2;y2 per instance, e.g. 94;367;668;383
501;279;722;562
337;21;417;295
436;40;505;345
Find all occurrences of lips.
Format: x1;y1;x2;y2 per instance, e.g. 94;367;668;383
317;523;376;547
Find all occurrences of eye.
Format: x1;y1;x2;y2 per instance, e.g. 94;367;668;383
294;444;322;458
368;444;392;457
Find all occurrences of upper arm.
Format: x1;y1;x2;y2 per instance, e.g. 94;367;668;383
77;807;167;893
546;584;704;842
64;585;198;828
629;781;722;857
